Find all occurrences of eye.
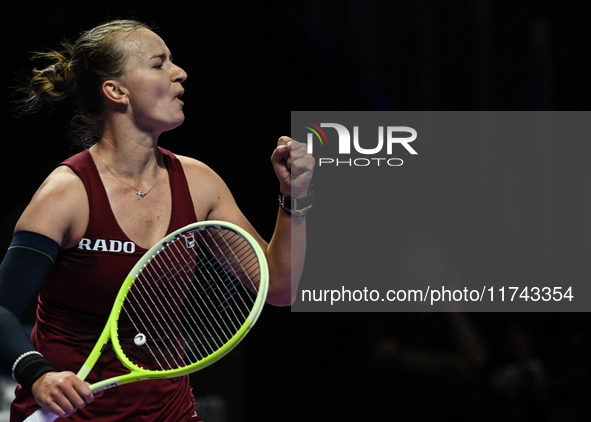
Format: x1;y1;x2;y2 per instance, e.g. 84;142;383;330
154;63;164;69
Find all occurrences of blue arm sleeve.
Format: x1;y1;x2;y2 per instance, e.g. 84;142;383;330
0;231;59;383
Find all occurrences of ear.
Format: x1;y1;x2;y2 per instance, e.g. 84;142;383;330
102;80;128;107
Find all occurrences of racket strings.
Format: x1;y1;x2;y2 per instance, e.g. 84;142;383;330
160;245;223;349
166;244;239;362
205;230;261;290
199;230;260;317
185;230;260;356
132;249;198;369
121;245;197;371
124;242;220;369
122;245;223;369
192;253;243;336
118;228;260;372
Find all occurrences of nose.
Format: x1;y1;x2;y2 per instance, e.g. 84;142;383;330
172;63;188;83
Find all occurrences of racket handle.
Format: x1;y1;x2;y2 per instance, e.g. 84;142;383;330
23;407;60;422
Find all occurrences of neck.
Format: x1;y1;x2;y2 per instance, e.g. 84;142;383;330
94;142;162;202
101;107;163;163
96;132;161;177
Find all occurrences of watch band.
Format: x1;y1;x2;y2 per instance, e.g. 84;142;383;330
278;185;314;218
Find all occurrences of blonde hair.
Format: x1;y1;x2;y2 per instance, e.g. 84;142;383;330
18;19;151;147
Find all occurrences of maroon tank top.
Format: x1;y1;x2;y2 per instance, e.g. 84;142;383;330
11;147;203;421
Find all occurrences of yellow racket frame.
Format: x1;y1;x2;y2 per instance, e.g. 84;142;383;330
76;220;269;392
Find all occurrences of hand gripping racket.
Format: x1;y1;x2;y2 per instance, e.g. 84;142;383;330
25;221;269;422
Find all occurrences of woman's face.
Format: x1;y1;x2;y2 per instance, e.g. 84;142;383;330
118;29;188;135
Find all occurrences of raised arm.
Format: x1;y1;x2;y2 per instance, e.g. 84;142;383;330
266;137;315;304
179;136;314;306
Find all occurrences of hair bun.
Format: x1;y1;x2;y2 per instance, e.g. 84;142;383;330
30;52;73;102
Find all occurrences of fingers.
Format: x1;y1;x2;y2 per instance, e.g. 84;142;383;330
271;137;293;190
271;136;315;197
290;142;315;175
272;136;311;165
32;371;95;417
277;135;291;147
271;136;292;165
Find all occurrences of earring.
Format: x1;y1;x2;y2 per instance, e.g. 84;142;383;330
126;99;130;107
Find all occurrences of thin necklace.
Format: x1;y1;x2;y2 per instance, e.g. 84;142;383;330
97;146;160;200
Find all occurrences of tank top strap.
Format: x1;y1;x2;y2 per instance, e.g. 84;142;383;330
159;147;198;230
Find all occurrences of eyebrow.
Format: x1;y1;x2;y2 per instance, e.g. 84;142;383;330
149;53;173;62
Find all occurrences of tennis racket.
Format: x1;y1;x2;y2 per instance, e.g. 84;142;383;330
25;220;269;422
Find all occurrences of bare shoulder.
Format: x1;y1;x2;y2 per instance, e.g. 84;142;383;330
175;155;223;183
174;154;235;221
175;154;230;195
15;165;89;249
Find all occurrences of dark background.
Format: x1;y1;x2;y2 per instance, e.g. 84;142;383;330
2;1;591;421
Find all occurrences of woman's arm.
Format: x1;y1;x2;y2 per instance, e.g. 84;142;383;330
264;137;314;305
180;137;315;306
2;166;96;417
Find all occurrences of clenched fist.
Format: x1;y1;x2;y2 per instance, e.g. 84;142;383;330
271;136;315;199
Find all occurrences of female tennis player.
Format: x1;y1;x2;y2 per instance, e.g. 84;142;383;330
0;19;314;421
